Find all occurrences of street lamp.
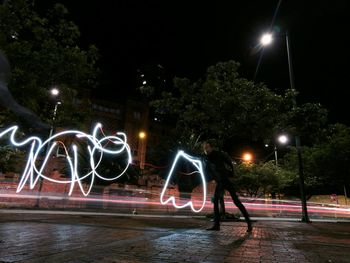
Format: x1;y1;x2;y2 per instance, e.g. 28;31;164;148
278;135;288;144
138;131;147;170
260;31;310;222
35;87;61;207
50;88;59;96
274;134;289;166
47;88;61;144
139;131;146;140
261;33;273;45
242;152;253;163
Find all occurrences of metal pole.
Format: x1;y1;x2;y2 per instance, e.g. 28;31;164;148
274;146;278;166
140;138;145;170
46;102;59;152
286;32;310;223
34;101;60;207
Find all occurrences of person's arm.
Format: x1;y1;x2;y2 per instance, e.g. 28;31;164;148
221;151;234;172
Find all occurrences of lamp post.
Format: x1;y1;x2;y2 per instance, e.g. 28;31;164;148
47;88;61;153
242;152;253;163
274;134;288;166
138;131;146;170
47;101;61;147
260;32;310;222
34;88;61;207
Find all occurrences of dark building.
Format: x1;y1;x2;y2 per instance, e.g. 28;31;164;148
89;98;149;167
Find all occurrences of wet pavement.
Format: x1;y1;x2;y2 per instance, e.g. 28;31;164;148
0;210;350;263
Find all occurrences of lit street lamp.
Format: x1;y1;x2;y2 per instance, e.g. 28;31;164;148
35;87;61;207
261;33;273;46
274;134;289;166
138;131;147;170
47;88;61;148
139;131;146;140
260;31;310;222
278;135;288;144
242;152;253;163
50;88;59;96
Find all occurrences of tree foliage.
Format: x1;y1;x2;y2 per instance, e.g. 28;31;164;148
281;101;328;145
144;61;327;153
0;145;25;173
0;0;99;128
150;61;285;145
141;60;330;194
235;161;296;197
281;123;350;194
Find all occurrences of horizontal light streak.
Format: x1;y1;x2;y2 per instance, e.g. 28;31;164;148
1;193;349;215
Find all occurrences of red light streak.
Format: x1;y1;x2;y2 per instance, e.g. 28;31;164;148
1;193;349;216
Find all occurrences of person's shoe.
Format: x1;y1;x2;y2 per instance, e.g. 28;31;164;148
247;223;252;233
206;225;220;231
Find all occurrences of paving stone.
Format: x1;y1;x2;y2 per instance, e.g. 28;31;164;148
0;212;350;262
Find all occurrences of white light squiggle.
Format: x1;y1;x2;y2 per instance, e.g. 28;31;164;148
0;124;132;196
160;150;207;213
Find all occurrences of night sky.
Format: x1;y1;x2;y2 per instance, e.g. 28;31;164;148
39;0;349;125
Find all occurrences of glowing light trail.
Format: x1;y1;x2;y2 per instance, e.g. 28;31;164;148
160;150;207;213
0;124;131;196
1;192;350;217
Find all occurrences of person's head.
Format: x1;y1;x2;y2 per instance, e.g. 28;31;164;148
203;139;215;155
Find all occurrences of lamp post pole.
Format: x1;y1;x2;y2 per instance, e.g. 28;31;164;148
274;135;288;167
46;101;61;153
285;32;310;223
274;146;278;166
260;32;310;222
34;89;60;208
138;131;146;177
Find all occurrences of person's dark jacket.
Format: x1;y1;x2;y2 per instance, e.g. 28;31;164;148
205;150;234;182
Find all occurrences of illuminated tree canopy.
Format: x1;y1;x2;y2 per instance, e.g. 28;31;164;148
145;60;327;149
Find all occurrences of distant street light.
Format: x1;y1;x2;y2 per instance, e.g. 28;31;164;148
261;33;273;45
278;135;288;144
35;87;61;207
138;131;147;170
242;152;253;163
274;134;289;166
50;88;59;96
139;131;146;139
48;88;61;141
259;31;310;223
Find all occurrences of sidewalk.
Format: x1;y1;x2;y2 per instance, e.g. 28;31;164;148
0;210;350;263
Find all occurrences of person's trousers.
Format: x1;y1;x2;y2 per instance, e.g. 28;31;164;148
213;178;251;226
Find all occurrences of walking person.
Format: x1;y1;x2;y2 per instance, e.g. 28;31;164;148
203;140;252;232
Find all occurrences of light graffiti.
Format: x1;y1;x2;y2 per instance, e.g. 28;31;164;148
0;124;132;196
0;125;208;213
160;150;207;213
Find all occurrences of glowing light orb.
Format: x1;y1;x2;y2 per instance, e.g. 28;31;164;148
50;88;59;96
138;131;146;139
278;135;288;144
160;150;207;213
243;152;253;162
261;33;273;45
0;124;131;196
